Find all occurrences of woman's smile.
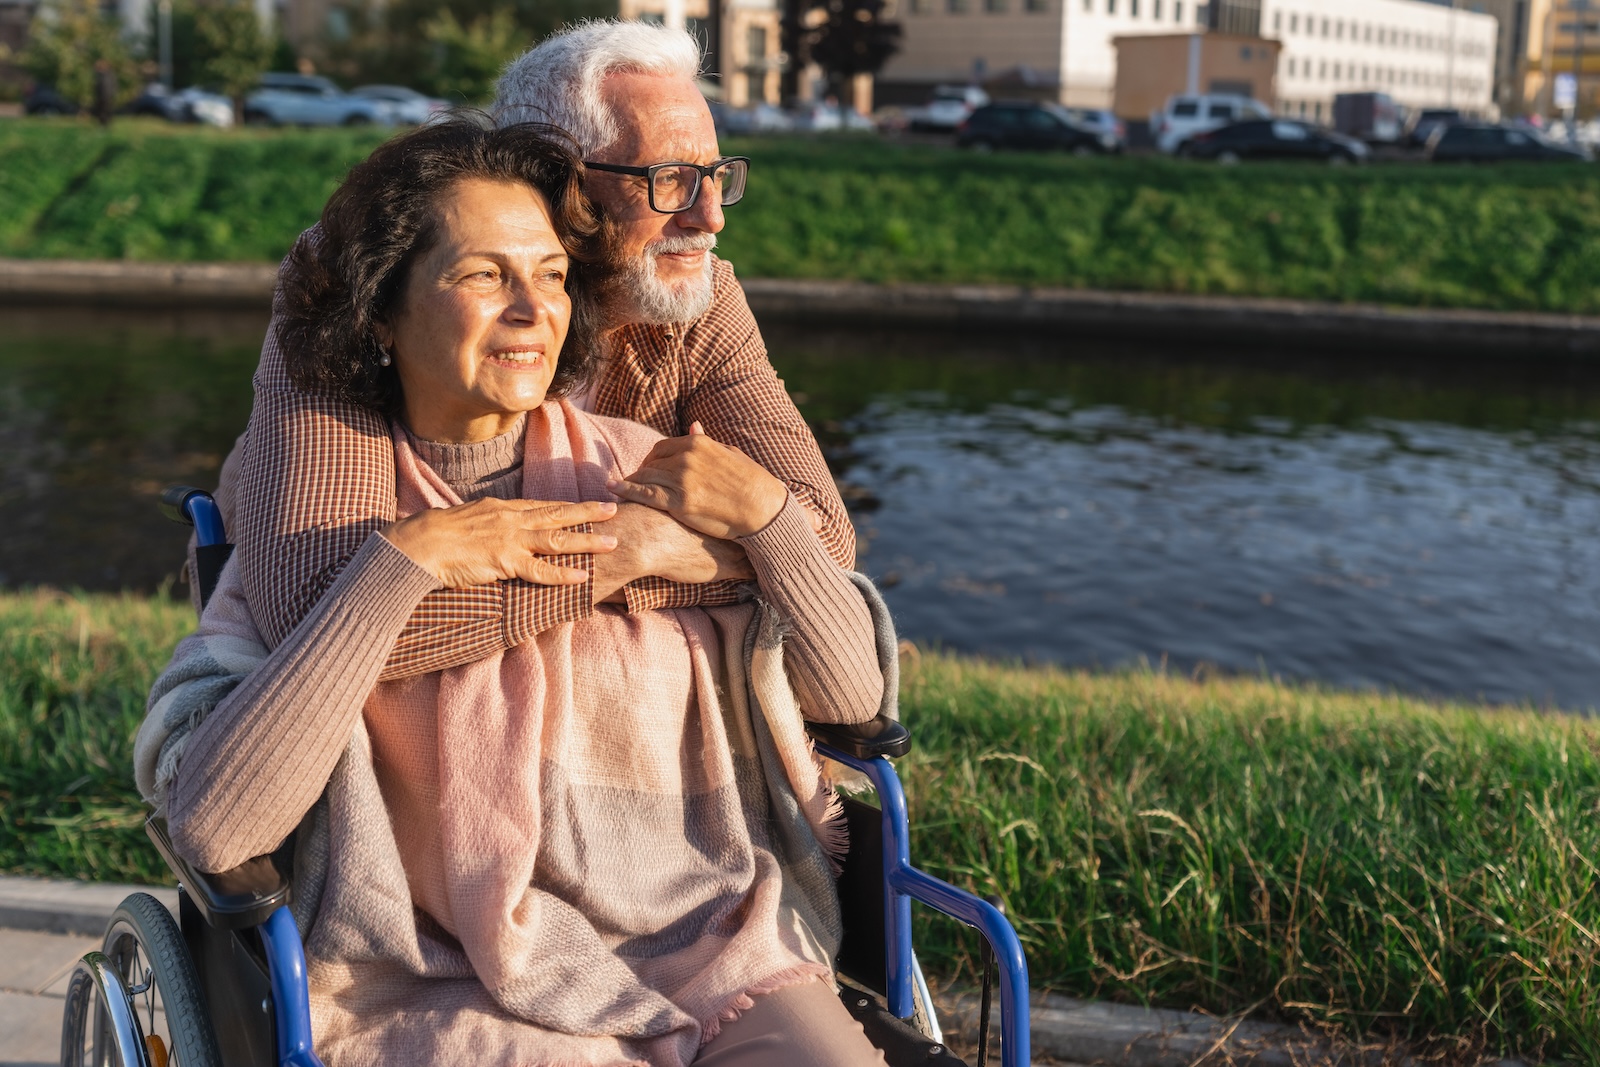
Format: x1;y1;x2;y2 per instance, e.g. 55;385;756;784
487;345;547;369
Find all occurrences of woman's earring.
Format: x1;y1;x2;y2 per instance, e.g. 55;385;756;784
378;344;393;368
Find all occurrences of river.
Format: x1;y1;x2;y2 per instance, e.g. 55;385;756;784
5;306;1599;709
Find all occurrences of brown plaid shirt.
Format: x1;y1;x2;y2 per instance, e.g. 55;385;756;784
215;253;854;680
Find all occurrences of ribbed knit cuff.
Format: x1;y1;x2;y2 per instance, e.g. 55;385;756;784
737;494;827;574
335;533;444;633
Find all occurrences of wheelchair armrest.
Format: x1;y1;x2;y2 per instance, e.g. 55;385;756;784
805;714;911;760
146;816;292;931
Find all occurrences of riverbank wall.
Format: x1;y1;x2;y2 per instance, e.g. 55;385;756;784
5;256;1600;358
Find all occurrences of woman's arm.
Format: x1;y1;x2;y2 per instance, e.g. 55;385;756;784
167;533;438;872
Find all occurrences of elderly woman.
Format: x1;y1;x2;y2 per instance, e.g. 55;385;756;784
135;119;888;1067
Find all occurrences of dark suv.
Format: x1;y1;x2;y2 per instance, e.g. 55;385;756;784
957;102;1116;154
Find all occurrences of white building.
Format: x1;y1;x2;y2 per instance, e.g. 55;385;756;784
878;0;1497;116
1267;0;1498;122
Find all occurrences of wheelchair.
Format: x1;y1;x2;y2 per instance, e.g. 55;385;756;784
60;486;1031;1067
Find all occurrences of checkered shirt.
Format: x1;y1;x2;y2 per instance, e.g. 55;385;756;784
216;252;854;679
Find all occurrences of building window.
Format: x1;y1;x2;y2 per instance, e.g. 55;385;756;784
1107;0;1115;13
1289;12;1297;32
948;0;969;12
986;0;1007;13
1272;10;1280;32
1130;0;1138;15
1173;1;1182;22
1026;0;1048;12
1153;0;1161;17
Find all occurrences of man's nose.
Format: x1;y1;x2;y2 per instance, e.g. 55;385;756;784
678;175;725;234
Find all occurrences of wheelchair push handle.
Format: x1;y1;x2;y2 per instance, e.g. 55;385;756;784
804;715;911;760
160;485;228;549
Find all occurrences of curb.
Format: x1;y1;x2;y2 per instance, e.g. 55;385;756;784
0;876;177;938
3;257;1599;357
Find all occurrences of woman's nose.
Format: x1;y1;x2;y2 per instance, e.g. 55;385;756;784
504;279;544;323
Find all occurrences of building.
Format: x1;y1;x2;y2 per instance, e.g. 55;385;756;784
1266;0;1498;122
878;0;1495;117
620;0;783;105
1113;30;1280;117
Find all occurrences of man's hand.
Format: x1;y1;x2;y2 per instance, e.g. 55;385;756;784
592;503;754;603
607;423;790;540
381;498;618;588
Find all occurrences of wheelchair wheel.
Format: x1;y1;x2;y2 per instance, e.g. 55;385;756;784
60;892;222;1067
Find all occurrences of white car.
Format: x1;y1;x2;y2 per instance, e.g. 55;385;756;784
908;85;989;133
351;85;449;126
1151;93;1272;154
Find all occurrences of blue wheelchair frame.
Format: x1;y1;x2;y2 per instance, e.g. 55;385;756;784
173;490;1031;1067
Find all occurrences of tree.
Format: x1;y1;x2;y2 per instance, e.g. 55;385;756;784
785;0;901;108
194;0;273;122
419;8;525;103
332;0;611;104
21;0;140;111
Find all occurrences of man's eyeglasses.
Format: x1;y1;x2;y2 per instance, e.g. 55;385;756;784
583;156;750;215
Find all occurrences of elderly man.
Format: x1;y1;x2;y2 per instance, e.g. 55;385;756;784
214;20;853;677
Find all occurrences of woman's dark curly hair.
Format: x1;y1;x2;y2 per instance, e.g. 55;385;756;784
276;115;610;414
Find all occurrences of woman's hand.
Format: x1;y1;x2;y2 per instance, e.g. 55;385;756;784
606;423;789;540
381;498;618;588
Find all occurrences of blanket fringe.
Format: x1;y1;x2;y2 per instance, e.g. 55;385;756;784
697;962;835;1047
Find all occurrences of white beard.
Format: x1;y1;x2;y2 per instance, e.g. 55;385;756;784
615;234;717;325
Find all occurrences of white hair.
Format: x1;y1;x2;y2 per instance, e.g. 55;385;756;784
493;20;702;157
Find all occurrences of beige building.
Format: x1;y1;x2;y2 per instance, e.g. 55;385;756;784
619;0;783;105
1113;31;1281;117
880;0;1495;117
1523;0;1600;117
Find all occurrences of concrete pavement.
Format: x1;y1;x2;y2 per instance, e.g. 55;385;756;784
0;878;177;1067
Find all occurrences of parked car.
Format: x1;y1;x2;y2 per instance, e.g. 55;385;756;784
1151;93;1273;154
1061;107;1127;152
350;85;448;125
957;101;1116;154
23;84;78;116
908;85;989;132
789;101;875;132
713;102;794;134
244;73;389;127
1405;107;1462;148
128;83;234;127
1332;91;1402;144
1429;124;1590;163
1180;119;1368;164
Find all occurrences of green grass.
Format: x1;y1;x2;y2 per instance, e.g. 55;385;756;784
6;121;1600;313
4;589;1596;1059
0;589;193;883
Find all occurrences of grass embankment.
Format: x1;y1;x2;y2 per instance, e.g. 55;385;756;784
3;591;1596;1060
6;120;1600;313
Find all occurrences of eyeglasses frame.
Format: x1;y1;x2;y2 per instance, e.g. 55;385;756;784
582;156;752;215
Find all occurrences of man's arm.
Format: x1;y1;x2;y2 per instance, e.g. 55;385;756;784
677;261;854;569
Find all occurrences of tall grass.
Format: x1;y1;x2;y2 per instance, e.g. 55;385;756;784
0;589;192;883
2;589;1596;1058
897;653;1600;1062
6;122;1600;313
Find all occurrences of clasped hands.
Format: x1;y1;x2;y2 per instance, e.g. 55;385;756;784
383;424;795;601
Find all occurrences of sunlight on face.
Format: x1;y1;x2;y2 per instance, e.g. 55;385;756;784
587;71;723;324
383;178;573;443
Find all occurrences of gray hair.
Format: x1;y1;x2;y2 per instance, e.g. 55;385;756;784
493;20;703;157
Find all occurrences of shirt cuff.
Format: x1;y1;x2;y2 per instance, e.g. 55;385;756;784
503;524;596;645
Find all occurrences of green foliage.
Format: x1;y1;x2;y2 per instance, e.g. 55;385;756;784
20;0;141;110
5;587;1599;1059
6;125;1600;314
0;590;192;884
0;124;385;261
193;0;274;112
330;0;610;102
418;8;523;104
897;653;1600;1061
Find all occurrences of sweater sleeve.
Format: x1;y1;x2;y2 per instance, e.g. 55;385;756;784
167;532;440;873
737;495;882;725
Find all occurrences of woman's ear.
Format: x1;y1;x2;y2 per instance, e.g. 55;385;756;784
374;321;394;351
